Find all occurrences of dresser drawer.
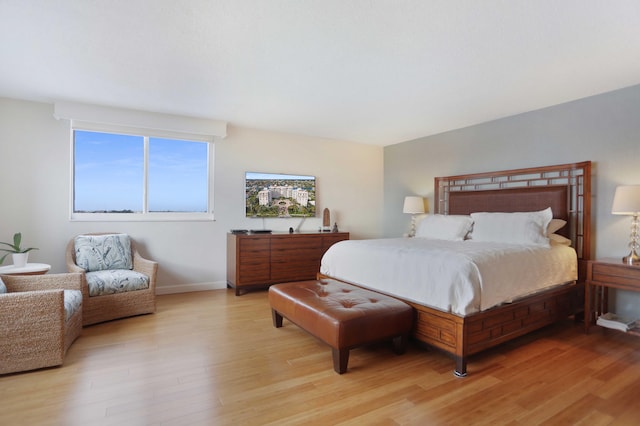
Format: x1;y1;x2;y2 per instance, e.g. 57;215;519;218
238;237;270;252
271;236;322;251
270;259;319;282
238;261;270;284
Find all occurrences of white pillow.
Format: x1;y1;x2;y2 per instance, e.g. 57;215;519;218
470;207;552;246
547;218;567;236
0;277;6;294
415;214;474;241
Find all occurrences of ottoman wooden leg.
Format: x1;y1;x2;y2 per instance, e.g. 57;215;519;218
392;333;408;355
332;348;349;374
272;309;283;328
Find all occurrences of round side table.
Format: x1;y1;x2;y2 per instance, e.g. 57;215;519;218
0;263;51;275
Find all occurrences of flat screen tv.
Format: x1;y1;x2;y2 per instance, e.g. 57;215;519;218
245;172;316;218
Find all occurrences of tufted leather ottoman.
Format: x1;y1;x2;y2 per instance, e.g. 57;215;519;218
268;279;414;374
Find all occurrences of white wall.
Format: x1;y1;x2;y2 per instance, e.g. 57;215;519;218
383;84;640;316
0;97;384;293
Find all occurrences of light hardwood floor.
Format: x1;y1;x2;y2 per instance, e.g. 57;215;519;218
2;289;640;425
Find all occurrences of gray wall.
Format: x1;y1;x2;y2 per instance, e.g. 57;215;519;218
383;83;640;316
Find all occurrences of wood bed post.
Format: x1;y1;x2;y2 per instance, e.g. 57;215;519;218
454;318;467;377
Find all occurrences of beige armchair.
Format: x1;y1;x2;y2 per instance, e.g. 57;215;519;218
66;233;158;326
0;273;83;375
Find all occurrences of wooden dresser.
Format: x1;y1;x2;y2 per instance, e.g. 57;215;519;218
227;231;349;295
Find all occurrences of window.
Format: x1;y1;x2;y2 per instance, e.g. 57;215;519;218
72;129;213;221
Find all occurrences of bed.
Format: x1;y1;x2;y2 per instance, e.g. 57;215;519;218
319;161;591;376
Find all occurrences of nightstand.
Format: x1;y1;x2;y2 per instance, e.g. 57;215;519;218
585;258;640;334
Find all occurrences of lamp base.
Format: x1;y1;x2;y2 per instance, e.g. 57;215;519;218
622;250;640;265
408;215;418;238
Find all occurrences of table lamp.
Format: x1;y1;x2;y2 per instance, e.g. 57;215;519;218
611;185;640;265
403;196;425;237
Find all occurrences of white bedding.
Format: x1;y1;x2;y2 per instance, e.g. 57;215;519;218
319;238;577;316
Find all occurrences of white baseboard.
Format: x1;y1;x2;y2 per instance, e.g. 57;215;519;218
156;281;228;295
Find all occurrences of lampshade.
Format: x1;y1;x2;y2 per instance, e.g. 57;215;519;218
403;196;425;214
612;185;640;215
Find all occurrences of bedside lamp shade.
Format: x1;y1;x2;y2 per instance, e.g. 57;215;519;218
612;185;640;265
403;196;425;214
403;196;425;237
612;185;640;215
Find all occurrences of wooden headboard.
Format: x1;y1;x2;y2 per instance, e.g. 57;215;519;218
447;186;569;235
434;161;592;279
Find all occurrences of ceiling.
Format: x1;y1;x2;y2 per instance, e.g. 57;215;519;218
1;1;640;146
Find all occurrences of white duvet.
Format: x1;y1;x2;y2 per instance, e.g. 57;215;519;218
320;238;577;316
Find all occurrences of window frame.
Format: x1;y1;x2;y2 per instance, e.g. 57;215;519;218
70;121;215;222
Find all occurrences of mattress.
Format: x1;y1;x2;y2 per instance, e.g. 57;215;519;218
320;238;577;316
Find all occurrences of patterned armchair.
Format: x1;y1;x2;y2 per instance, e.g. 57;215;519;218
0;273;83;375
66;233;158;326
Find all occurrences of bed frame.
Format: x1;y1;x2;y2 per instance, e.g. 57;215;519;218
323;161;592;376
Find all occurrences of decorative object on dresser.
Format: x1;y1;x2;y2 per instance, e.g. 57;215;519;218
227;231;349;295
0;273;83;374
322;208;331;232
66;233;158;326
611;185;640;265
321;161;591;376
403;196;426;237
585;258;640;334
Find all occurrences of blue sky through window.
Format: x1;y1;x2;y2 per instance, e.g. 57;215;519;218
149;137;208;212
74;130;208;213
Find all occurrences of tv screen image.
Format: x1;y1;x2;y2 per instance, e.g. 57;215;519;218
245;172;316;218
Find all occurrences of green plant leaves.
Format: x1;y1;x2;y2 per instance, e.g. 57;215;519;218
0;232;38;264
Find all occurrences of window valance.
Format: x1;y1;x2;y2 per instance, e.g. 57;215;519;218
54;101;227;142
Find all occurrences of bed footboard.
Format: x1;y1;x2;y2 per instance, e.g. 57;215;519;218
407;282;581;376
319;273;581;376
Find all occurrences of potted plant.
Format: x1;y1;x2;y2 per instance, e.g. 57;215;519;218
0;232;38;267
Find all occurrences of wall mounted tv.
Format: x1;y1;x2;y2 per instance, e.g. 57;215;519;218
245;172;316;218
